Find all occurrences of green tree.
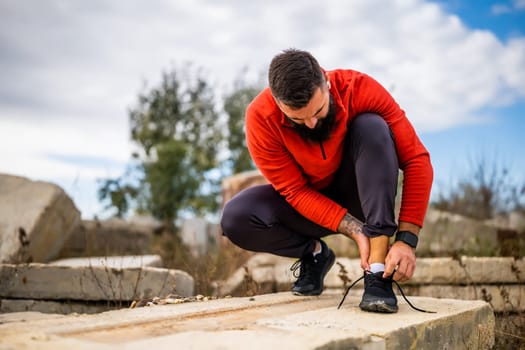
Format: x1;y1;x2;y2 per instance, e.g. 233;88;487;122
98;66;264;228
98;66;223;227
97;175;138;218
222;81;259;174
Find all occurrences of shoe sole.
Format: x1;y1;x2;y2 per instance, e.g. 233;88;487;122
359;300;398;313
291;250;336;296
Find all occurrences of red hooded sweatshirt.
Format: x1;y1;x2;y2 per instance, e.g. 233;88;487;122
245;69;433;232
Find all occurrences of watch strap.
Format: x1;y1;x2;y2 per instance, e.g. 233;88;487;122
395;230;419;248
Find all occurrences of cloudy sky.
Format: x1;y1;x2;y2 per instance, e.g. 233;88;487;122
1;0;524;219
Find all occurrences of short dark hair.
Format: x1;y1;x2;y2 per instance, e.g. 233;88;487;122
268;48;325;109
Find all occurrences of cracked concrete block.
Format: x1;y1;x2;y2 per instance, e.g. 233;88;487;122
0;174;81;263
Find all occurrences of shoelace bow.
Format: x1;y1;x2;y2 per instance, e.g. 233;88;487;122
290;257;314;280
290;259;302;278
337;270;436;313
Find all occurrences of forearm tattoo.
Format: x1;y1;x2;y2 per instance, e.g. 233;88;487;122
337;212;364;237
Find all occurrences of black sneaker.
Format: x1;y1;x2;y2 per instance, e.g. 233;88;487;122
290;240;336;296
359;271;398;313
338;270;436;313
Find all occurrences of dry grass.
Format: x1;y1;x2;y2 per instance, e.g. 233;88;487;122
150;230;254;295
494;313;525;349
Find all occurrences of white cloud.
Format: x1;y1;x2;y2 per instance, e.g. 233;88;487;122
1;0;524;217
492;4;512;14
513;0;525;9
0;112;129;180
492;0;525;14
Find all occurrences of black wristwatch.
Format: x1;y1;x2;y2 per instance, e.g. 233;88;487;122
395;230;419;249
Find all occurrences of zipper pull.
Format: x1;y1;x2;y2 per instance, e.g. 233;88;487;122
319;141;326;160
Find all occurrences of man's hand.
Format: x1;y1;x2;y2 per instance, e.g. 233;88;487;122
337;213;370;270
383;241;416;282
351;230;370;271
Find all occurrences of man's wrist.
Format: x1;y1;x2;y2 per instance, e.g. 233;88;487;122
337;212;364;237
395;230;419;249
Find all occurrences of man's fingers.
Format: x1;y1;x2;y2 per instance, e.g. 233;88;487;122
400;262;415;281
384;241;416;280
393;261;415;282
395;261;408;279
393;266;407;282
383;258;397;278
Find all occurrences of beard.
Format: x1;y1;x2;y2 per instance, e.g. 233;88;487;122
288;95;337;142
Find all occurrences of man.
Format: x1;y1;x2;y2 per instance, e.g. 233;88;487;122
221;49;433;313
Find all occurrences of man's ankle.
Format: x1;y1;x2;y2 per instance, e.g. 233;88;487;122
369;263;385;274
312;240;322;256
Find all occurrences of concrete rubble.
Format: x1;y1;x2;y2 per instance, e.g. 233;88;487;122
0;174;81;264
216;254;525;312
0;172;518;348
220;170;267;207
58;218;158;258
0;263;194;301
0;260;195;314
0;291;494;350
0;173;195;315
0;299;119;315
49;255;163;268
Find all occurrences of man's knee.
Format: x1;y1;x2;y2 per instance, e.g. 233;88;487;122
350;113;393;147
220;198;244;242
221;184;284;251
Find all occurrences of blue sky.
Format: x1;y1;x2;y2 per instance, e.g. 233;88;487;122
0;0;524;219
422;102;525;196
433;0;525;39
422;0;525;195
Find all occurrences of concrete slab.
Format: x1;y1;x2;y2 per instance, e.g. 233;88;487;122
217;255;525;294
403;284;524;312
49;255;163;268
0;299;123;314
0;263;194;301
0;291;494;350
216;255;525;313
58;218;155;258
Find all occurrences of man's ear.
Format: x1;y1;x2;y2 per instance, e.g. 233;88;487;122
325;73;331;89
